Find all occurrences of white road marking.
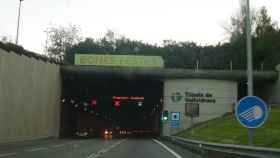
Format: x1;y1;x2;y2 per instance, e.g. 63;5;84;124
98;150;105;154
0;152;17;157
86;139;126;158
26;147;48;152
86;152;99;158
153;139;183;158
52;144;65;148
108;144;116;149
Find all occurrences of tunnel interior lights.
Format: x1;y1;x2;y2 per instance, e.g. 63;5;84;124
83;102;88;106
90;99;97;108
70;99;75;104
112;96;144;101
114;100;121;107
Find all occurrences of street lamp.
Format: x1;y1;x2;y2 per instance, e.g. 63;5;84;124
245;0;254;146
16;0;24;45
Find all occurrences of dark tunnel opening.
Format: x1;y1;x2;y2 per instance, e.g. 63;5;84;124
60;76;163;138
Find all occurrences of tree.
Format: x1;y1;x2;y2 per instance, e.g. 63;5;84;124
64;7;280;70
65;30;164;65
253;7;280;69
224;0;257;42
65;31;231;69
45;24;82;62
0;34;13;43
255;7;278;37
223;5;280;70
222;1;274;70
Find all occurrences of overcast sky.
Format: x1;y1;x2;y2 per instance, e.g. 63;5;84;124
1;0;280;54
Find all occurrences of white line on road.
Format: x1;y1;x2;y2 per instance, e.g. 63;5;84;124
86;139;126;158
87;153;99;158
52;144;65;148
153;139;183;158
26;147;48;152
0;152;17;157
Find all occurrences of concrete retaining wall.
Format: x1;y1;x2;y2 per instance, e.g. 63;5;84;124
163;79;237;136
261;65;280;106
0;48;61;143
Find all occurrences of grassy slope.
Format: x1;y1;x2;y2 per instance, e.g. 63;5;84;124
177;108;280;148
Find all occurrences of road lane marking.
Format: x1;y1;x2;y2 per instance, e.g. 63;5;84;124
52;144;65;148
0;152;17;157
86;139;126;158
153;139;183;158
86;152;99;158
26;147;48;152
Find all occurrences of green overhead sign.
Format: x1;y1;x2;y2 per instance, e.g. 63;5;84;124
74;54;164;68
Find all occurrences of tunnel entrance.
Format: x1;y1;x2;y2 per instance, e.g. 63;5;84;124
60;76;163;138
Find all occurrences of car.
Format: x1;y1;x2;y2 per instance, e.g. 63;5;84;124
104;129;113;139
76;131;88;138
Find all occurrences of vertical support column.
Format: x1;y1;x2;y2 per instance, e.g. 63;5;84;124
246;0;254;146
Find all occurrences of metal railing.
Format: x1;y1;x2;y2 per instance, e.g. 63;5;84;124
162;136;280;158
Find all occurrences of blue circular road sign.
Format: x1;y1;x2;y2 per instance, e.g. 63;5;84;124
235;96;268;128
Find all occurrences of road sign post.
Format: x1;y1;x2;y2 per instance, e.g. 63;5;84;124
235;96;268;145
245;0;254;145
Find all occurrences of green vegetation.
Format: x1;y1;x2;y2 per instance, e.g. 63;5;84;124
177;108;280;148
42;6;280;70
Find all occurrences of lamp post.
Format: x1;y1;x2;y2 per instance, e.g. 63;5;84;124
245;0;254;146
16;0;23;45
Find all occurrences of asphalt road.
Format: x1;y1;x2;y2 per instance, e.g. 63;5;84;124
0;138;201;158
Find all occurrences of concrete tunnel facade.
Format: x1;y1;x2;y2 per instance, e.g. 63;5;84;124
0;46;279;142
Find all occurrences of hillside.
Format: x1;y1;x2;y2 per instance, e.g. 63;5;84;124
177;108;280;148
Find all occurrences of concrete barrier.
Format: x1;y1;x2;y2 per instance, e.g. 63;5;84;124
162;136;280;158
0;48;61;143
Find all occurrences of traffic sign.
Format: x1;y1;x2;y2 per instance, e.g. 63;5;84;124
235;96;268;128
170;120;179;128
171;112;180;121
170;112;180;128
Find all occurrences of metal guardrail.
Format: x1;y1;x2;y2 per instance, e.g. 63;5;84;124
162;136;280;158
